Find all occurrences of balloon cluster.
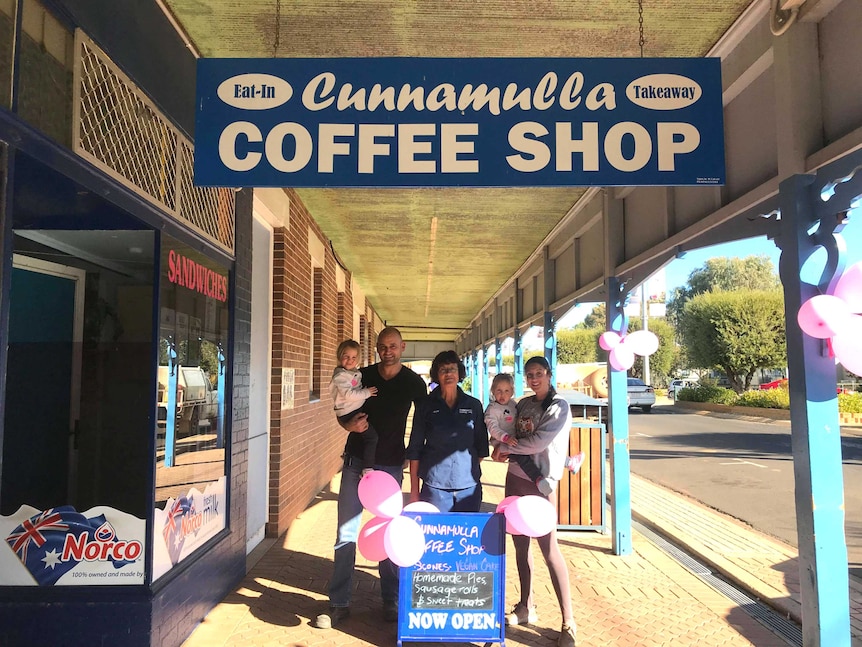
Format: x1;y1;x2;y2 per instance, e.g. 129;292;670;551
496;495;557;537
356;471;432;567
355;473;561;565
797;260;862;376
599;329;660;371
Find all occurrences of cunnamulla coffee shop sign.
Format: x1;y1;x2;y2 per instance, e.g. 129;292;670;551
194;58;724;188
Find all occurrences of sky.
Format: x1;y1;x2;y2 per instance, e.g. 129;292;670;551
556;210;862;328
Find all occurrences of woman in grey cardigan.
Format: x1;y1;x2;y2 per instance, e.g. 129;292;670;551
495;356;577;647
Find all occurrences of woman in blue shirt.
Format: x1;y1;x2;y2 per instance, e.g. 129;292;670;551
407;350;489;512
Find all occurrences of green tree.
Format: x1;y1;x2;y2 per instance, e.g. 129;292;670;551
577;303;606;329
627;317;678;386
557;328;601;363
679;289;786;393
667;255;780;324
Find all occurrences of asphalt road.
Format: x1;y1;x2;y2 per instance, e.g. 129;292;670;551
627;405;862;580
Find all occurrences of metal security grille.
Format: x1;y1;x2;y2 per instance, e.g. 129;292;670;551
177;141;235;251
72;30;234;254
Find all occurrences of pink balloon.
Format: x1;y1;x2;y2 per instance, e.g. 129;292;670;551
495;495;519;513
505;495;556;538
357;516;391;562
496;495;523;534
834;261;862;314
403;501;440;513
383;515;426;567
608;345;634;371
599;331;621;351
624;330;659;356
358;471;403;518
797;294;852;339
832;320;862;376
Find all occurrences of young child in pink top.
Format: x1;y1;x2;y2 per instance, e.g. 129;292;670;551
484;373;585;495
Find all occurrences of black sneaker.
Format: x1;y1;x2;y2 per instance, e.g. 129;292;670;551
383;600;398;622
314;606;350;629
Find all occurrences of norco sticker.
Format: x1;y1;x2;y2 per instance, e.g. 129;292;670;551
1;505;145;585
217;73;292;110
626;74;702;110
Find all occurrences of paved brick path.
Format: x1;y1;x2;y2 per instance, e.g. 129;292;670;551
183;460;795;647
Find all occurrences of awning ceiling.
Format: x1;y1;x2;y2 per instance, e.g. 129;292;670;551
165;0;754;339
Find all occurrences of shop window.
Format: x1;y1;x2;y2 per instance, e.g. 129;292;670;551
1;152;155;586
310;267;323;401
153;235;229;582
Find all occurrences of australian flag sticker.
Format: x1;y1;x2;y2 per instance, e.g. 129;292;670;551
1;505;146;586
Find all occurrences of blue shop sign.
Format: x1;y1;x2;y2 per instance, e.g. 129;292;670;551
397;512;505;647
194;57;725;188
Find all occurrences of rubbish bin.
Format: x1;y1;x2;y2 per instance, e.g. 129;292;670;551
556;421;606;531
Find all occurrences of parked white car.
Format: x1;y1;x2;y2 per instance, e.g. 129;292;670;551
669;378;697;400
627;378;656;412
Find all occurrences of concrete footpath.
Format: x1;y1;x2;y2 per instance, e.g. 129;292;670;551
631;471;862;645
180;452;850;647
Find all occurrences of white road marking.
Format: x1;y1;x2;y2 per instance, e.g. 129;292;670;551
719;457;767;468
635;432;653;437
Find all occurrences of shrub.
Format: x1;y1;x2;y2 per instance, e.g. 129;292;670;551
839;392;862;414
736;387;790;409
677;384;738;405
678;383;862;413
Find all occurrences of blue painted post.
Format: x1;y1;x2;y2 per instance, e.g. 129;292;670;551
606;277;632;556
495;337;503;377
481;343;491;405
463;352;472;391
513;328;524;398
778;173;851;646
544;312;557;390
471;349;479;399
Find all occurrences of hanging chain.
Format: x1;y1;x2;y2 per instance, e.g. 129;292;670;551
638;0;645;57
273;0;281;57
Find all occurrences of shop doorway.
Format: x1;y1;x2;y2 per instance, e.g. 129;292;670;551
1;255;84;513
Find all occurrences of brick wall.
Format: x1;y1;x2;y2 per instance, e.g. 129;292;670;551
268;189;379;536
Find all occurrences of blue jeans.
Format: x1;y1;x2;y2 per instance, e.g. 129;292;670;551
329;458;404;608
420;482;482;512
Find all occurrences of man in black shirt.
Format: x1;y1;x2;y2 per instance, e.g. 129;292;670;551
315;327;427;629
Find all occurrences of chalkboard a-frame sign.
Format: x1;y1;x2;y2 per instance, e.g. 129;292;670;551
397;512;506;647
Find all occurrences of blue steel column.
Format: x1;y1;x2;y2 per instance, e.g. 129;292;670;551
778;173;851;646
513;328;524;398
495;337;503;376
481;342;491;405
471;349;479;399
544;312;557;390
606;276;632;555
